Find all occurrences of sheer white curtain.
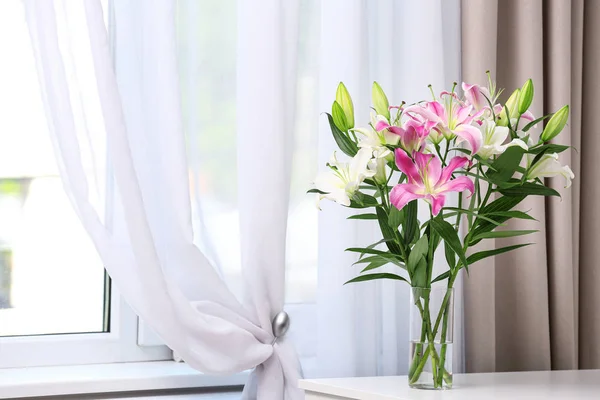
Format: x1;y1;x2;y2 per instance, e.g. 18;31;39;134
25;0;301;399
24;0;462;398
316;0;464;377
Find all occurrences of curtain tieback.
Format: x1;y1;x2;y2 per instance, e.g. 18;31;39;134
270;311;290;345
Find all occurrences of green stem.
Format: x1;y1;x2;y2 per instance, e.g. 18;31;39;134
409;345;431;385
411;289;444;387
408;326;427;380
455;191;463;231
436;285;453;387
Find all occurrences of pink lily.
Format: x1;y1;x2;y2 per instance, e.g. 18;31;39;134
390;150;474;216
462;82;490;111
375;118;429;154
404;93;483;154
462;82;504;118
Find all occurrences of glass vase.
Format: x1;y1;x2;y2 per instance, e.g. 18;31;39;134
408;286;454;390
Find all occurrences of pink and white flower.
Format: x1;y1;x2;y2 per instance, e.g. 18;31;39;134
404;93;483;154
462;82;491;112
390;150;474;216
374;118;429;154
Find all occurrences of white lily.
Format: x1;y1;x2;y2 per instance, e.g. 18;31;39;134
526;152;574;188
314;148;377;207
352;113;400;159
476;119;528;159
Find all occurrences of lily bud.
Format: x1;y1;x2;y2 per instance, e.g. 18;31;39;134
331;101;348;131
372;81;390;120
370;157;388;185
336;82;354;130
497;88;520;126
518;79;534;114
540;105;569;142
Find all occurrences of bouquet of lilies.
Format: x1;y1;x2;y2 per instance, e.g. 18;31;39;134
310;73;573;388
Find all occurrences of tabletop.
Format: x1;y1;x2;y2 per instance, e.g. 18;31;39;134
299;370;600;399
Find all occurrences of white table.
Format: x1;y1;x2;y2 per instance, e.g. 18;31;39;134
299;370;600;399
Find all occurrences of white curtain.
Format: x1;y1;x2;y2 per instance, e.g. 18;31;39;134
25;0;301;398
23;0;462;398
316;0;464;376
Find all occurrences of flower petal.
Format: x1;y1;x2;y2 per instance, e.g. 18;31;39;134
454;123;483;154
427;101;446;120
395;149;422;184
375;120;390;131
437;156;469;185
521;110;535;122
374;115;391;131
388;126;404;136
349;148;376;180
414;151;441;184
404;103;442;124
462;82;486;110
455;104;473;124
506;138;529;151
428;194;446;216
390;183;424;211
438;175;474;195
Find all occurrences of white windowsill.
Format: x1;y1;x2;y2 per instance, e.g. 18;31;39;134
0;361;247;399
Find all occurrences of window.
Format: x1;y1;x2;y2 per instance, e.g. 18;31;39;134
0;0;170;369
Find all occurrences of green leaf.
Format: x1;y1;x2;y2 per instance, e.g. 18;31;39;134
353;255;385;265
307;188;327;194
352;254;405;268
454;170;496;185
365;238;396;249
499;183;560;197
346;247;397;257
372;81;390;119
486;146;526;184
466;243;533;265
480;195;526;215
361;258;390;272
402;200;418;244
347;213;378;220
388;206;404;230
444;240;456;271
487;210;537;221
345;273;409;285
431;270;450;284
325;113;358;157
527;144;570;155
348;192;379;208
522;114;552;132
470;196;526;245
407;235;428;275
442;207;503;226
376;207;404;256
411;258;428;288
471;229;538;243
336;82;355;129
430;218;469;273
494;178;527;189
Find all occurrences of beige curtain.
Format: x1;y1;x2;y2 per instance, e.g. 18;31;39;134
462;0;600;372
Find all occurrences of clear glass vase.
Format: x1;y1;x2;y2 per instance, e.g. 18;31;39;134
408;286;454;390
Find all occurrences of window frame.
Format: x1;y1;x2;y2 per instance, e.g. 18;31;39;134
0;284;172;369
